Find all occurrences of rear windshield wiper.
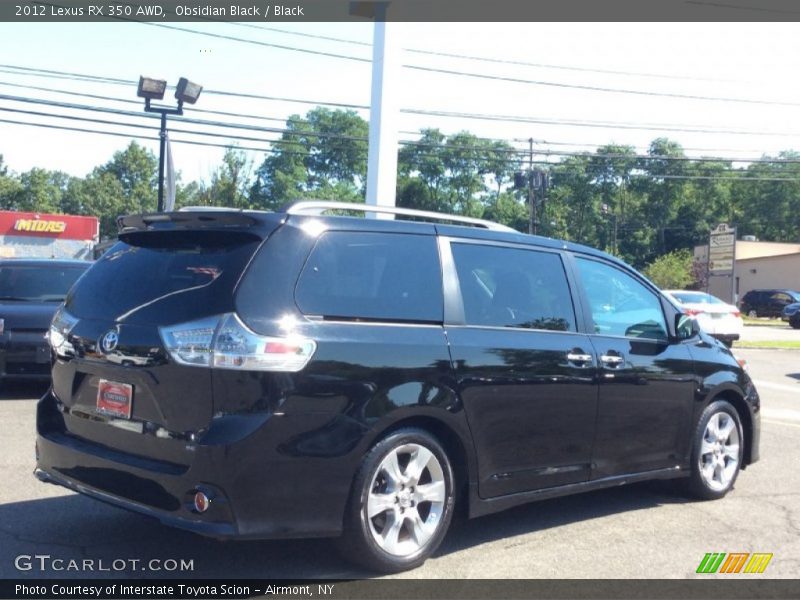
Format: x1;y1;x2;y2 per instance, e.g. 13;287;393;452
0;296;31;301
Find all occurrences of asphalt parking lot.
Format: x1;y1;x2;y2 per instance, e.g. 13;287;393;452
0;342;797;580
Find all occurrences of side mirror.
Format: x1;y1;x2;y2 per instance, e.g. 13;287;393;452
675;313;700;340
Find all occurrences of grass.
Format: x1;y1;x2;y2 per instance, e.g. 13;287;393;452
742;317;790;327
735;341;800;349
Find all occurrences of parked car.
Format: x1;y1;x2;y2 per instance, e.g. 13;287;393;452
36;202;760;573
663;290;743;347
740;289;800;318
0;258;89;385
781;302;800;323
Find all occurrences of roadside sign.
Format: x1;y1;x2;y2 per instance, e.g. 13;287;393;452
709;223;736;274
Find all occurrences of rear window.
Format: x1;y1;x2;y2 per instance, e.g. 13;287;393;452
672;292;724;305
66;231;260;324
0;264;87;302
295;231;443;323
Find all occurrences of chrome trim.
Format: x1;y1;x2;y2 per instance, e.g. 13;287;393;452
285;200;516;232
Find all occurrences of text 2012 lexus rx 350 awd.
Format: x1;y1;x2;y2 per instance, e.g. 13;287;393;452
36;202;760;573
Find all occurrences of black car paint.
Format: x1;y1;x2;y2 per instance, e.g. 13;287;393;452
0;259;89;381
35;212;760;540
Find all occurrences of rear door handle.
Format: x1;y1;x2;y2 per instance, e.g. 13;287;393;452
600;354;624;366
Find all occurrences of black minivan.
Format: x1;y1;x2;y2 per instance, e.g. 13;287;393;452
36;202;760;572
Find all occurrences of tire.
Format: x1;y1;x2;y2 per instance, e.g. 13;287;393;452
685;400;744;500
791;320;800;330
747;309;757;318
338;428;455;573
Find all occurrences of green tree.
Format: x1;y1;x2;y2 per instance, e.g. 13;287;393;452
94;141;158;213
633;138;689;259
643;249;694;289
206;147;252;208
737;152;800;243
250;108;368;209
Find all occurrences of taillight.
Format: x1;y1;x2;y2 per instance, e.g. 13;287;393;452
48;307;79;358
684;309;704;316
732;311;741;318
159;313;316;372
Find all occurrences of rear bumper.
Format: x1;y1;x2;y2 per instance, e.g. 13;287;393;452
35;389;352;540
34;465;237;538
710;333;740;343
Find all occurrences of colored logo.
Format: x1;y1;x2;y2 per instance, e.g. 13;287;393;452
697;552;773;574
13;219;66;233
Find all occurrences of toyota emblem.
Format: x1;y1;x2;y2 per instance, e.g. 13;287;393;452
100;330;119;353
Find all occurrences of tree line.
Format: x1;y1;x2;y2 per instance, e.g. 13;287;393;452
2;106;799;271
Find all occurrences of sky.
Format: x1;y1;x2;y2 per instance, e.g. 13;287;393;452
2;21;800;184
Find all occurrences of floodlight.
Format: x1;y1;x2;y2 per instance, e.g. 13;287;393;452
137;76;167;100
175;78;203;104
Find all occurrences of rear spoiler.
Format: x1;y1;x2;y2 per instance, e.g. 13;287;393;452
117;210;280;236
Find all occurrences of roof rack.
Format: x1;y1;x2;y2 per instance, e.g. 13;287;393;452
284;201;517;233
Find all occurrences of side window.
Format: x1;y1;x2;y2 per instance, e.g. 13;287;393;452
295;232;443;322
772;293;790;303
451;242;576;332
575;257;668;341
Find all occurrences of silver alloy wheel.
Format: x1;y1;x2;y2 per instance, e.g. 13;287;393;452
366;443;446;557
698;412;741;491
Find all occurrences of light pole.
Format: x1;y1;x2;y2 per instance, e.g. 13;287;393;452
137;76;202;212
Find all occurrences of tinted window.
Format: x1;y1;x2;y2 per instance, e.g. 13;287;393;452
66;231;260;323
451;242;576;331
295;232;442;322
0;264;87;302
576;257;667;341
672;292;725;305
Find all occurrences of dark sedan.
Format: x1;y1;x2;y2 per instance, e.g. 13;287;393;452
0;258;90;383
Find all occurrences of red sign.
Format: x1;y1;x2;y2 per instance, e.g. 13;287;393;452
0;210;99;241
96;380;133;419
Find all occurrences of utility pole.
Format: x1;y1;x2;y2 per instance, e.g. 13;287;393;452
528;137;536;235
362;2;399;215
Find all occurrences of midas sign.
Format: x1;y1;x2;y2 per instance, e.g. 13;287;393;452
13;219;67;234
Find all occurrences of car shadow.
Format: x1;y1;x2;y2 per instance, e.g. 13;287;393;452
787;373;800;382
0;480;690;579
438;480;689;558
0;380;49;401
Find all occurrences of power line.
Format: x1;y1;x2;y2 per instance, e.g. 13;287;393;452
0;80;313;126
139;21;372;63
402;107;800;137
0;93;372;142
7;63;800;140
8;92;800;168
3;75;793;158
0;65;370;110
0;116;322;159
129;21;800;108
4;113;800;183
229;23;730;84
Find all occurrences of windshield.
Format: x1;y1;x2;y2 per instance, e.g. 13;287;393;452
671;292;725;305
0;264;88;302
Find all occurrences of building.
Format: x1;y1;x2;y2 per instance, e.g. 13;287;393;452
694;239;800;304
0;210;98;260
